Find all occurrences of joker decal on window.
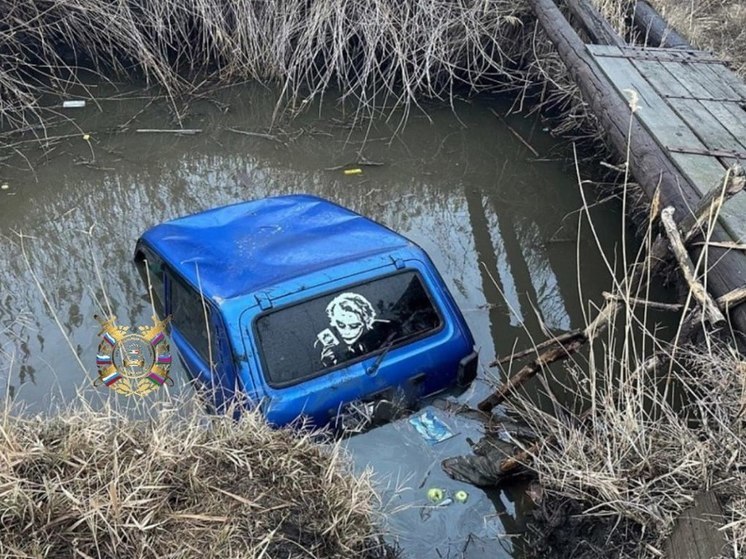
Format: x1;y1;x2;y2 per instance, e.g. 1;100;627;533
315;292;389;367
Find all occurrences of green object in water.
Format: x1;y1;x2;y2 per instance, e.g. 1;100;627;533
454;490;469;503
427;487;445;503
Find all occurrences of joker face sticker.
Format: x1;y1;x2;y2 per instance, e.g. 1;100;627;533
315;293;378;367
326;293;376;345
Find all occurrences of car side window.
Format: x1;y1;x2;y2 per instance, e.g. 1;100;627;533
255;271;442;387
169;275;214;367
134;247;166;317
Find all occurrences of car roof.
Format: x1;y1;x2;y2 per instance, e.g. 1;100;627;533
139;195;414;301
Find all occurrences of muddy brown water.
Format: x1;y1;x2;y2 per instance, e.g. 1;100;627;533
0;82;650;557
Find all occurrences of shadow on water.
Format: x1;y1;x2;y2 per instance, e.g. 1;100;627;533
0;82;643;557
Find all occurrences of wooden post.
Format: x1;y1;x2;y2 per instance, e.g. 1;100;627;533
528;0;746;334
632;0;690;49
565;0;626;48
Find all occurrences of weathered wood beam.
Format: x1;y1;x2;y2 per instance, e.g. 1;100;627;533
632;0;690;49
565;0;626;48
528;0;746;334
661;207;727;326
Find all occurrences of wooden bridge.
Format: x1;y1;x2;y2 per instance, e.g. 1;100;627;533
588;44;746;239
531;0;746;337
530;1;743;557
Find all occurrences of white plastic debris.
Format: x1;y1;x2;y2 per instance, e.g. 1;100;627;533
62;100;86;108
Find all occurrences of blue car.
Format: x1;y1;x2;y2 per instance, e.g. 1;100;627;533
135;195;477;426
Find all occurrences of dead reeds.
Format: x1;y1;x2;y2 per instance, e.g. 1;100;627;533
0;0;532;129
491;161;746;555
0;398;392;558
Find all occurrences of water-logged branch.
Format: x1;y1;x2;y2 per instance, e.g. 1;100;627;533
660;207;726;327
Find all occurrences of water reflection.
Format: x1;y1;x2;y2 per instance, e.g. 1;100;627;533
0;83;623;557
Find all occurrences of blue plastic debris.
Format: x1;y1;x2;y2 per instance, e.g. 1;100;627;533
409;410;454;444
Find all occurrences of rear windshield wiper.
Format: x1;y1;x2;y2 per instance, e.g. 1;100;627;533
366;330;398;376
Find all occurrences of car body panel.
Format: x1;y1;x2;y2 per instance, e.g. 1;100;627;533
135;195;476;425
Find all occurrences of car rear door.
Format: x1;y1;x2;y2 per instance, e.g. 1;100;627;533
241;262;449;426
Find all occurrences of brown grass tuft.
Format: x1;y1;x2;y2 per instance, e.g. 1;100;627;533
0;399;392;559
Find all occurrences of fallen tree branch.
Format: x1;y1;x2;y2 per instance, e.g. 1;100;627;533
478;323;596;412
693;241;746;251
718;287;746;313
490;329;585;366
602;291;683;312
660;207;726;327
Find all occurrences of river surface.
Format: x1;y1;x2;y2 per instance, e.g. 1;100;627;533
0;82;630;557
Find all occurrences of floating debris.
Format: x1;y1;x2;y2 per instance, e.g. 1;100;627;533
409;410;454;444
454;490;469;504
427;487;445;504
135;129;202;135
62;100;86;108
343;168;363;176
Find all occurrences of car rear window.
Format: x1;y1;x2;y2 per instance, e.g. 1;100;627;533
254;271;442;387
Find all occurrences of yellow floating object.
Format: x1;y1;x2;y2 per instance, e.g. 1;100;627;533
83;134;91;141
343;168;362;175
454;490;469;503
426;487;445;503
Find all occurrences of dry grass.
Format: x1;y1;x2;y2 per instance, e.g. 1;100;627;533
502;147;746;555
0;0;532;129
648;0;746;77
0;398;391;559
0;0;743;143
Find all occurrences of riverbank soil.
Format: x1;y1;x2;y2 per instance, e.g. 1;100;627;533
524;496;646;559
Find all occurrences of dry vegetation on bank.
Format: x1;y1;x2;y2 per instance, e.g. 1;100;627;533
0;401;391;559
647;0;746;76
502;160;746;557
0;0;533;129
511;309;746;557
0;0;743;139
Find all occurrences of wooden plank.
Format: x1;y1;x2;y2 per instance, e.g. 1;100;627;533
687;63;745;100
647;62;746;236
700;100;746;152
709;63;746;99
682;64;746;151
638;62;746;154
588;44;723;64
666;492;727;559
589;48;729;199
667;99;742;156
632;59;690;96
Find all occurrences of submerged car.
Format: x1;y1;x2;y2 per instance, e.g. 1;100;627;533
135;195;477;426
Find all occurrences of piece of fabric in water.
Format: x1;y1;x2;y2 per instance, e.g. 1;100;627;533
409;410;454;444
